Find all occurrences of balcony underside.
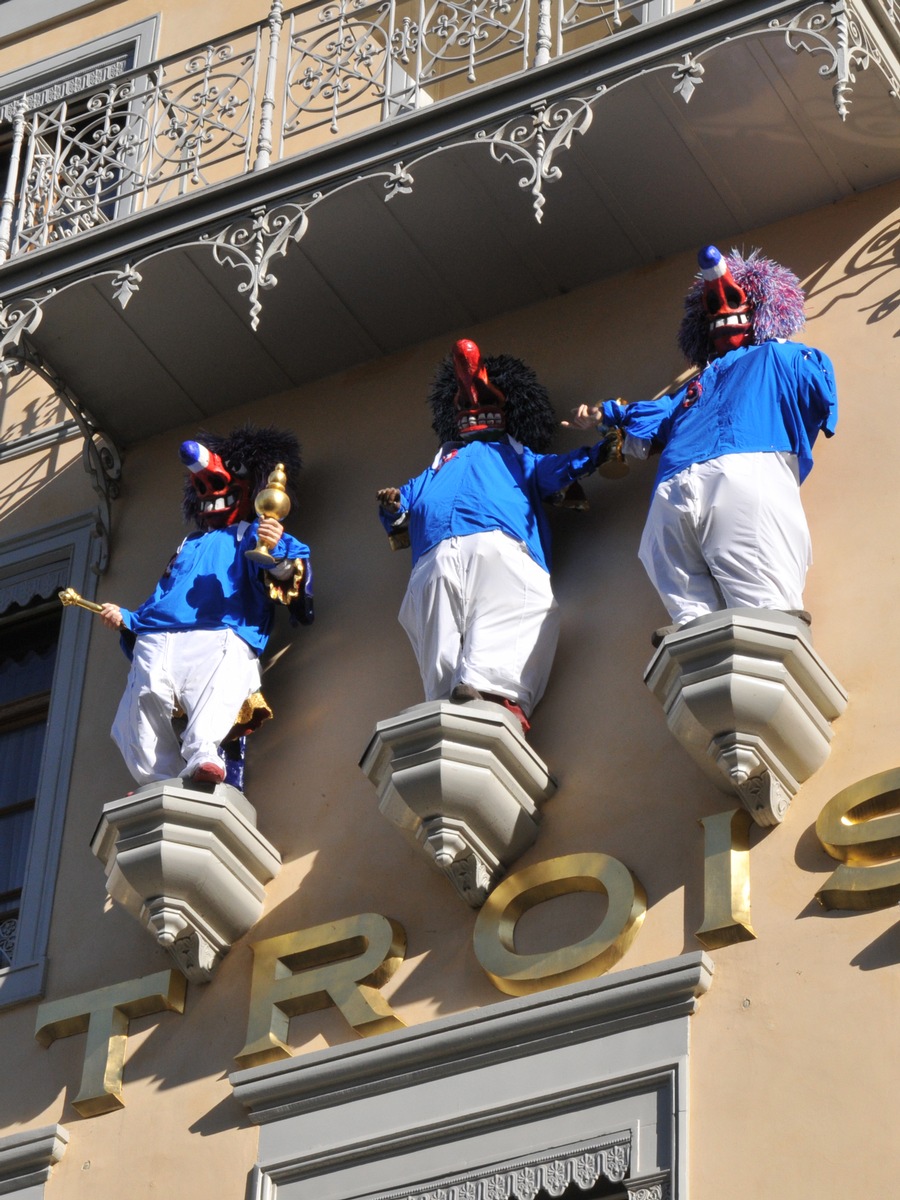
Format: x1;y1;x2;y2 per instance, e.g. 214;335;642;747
2;0;899;445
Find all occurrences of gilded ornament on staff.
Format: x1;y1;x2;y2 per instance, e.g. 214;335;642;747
58;587;104;614
245;462;291;567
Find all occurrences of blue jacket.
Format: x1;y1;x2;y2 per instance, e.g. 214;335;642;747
381;435;608;572
600;341;837;488
120;521;310;656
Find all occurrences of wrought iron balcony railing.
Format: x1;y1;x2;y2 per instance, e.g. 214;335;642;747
0;0;664;260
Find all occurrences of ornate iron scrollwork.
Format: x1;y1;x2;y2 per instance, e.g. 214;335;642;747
478;96;594;222
0;917;17;969
0;296;47;369
204;201;313;329
771;0;899;118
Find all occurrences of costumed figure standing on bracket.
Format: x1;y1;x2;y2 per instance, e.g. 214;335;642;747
99;425;313;788
377;338;617;731
570;245;837;638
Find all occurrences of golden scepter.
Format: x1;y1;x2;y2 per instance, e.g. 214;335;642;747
58;588;104;614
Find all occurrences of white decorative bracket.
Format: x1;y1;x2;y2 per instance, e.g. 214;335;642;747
360;700;557;907
644;609;847;827
91;780;281;982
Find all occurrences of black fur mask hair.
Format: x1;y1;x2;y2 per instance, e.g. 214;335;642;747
428;353;557;453
182;424;302;527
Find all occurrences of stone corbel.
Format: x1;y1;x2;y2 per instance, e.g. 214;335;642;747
644;609;847;827
0;1125;68;1194
91;780;281;982
360;700;557;907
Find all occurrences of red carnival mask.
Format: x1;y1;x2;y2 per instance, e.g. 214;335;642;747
179;439;253;529
452;338;507;440
698;245;753;357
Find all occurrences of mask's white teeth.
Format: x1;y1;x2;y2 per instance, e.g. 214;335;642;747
459;410;505;435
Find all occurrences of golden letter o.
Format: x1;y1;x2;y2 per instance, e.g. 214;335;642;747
473;853;647;996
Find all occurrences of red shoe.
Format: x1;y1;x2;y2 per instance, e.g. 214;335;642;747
190;761;225;785
481;692;531;734
498;698;530;734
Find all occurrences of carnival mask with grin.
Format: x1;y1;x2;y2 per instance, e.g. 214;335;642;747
698;244;754;358
179;440;253;530
452;338;508;440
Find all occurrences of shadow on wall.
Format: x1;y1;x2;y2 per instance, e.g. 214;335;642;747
0;369;90;525
0;371;67;441
803;207;900;334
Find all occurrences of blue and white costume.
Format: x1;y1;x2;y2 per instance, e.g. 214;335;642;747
383;435;607;715
601;340;837;626
112;521;310;783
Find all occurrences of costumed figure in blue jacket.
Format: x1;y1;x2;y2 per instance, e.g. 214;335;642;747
101;425;313;787
572;245;837;634
377;338;615;731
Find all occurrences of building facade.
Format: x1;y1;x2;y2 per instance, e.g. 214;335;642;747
0;0;898;1196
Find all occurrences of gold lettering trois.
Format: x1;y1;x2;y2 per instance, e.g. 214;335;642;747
35;772;900;1118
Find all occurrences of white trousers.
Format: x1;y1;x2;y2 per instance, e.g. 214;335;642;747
639;452;812;626
398;531;559;717
111;628;261;785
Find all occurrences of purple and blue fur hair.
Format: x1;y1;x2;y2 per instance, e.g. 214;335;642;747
678;248;808;367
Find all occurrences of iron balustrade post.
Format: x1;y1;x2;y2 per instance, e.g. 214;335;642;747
0;98;27;260
255;0;284;169
534;0;553;65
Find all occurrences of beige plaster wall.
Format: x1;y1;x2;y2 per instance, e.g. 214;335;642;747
0;372;93;533
0;0;265;69
0;179;897;1199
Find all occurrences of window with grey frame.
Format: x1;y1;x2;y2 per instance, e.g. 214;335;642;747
0;17;158;258
363;1134;639;1200
0;514;98;1007
233;953;707;1200
0;597;60;969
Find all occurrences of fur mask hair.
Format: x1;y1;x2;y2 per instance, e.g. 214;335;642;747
428;353;557;452
677;248;807;367
182;424;302;526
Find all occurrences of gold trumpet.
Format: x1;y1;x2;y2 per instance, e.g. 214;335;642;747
58;587;104;614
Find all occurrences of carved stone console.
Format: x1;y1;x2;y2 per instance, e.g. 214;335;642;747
92;780;281;982
645;609;847;827
360;700;557;907
0;1124;68;1195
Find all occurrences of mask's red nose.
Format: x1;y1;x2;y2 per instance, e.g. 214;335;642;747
450;339;507;439
698;245;753;357
179;440;251;528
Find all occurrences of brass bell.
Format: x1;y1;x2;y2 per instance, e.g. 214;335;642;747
599;427;629;480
